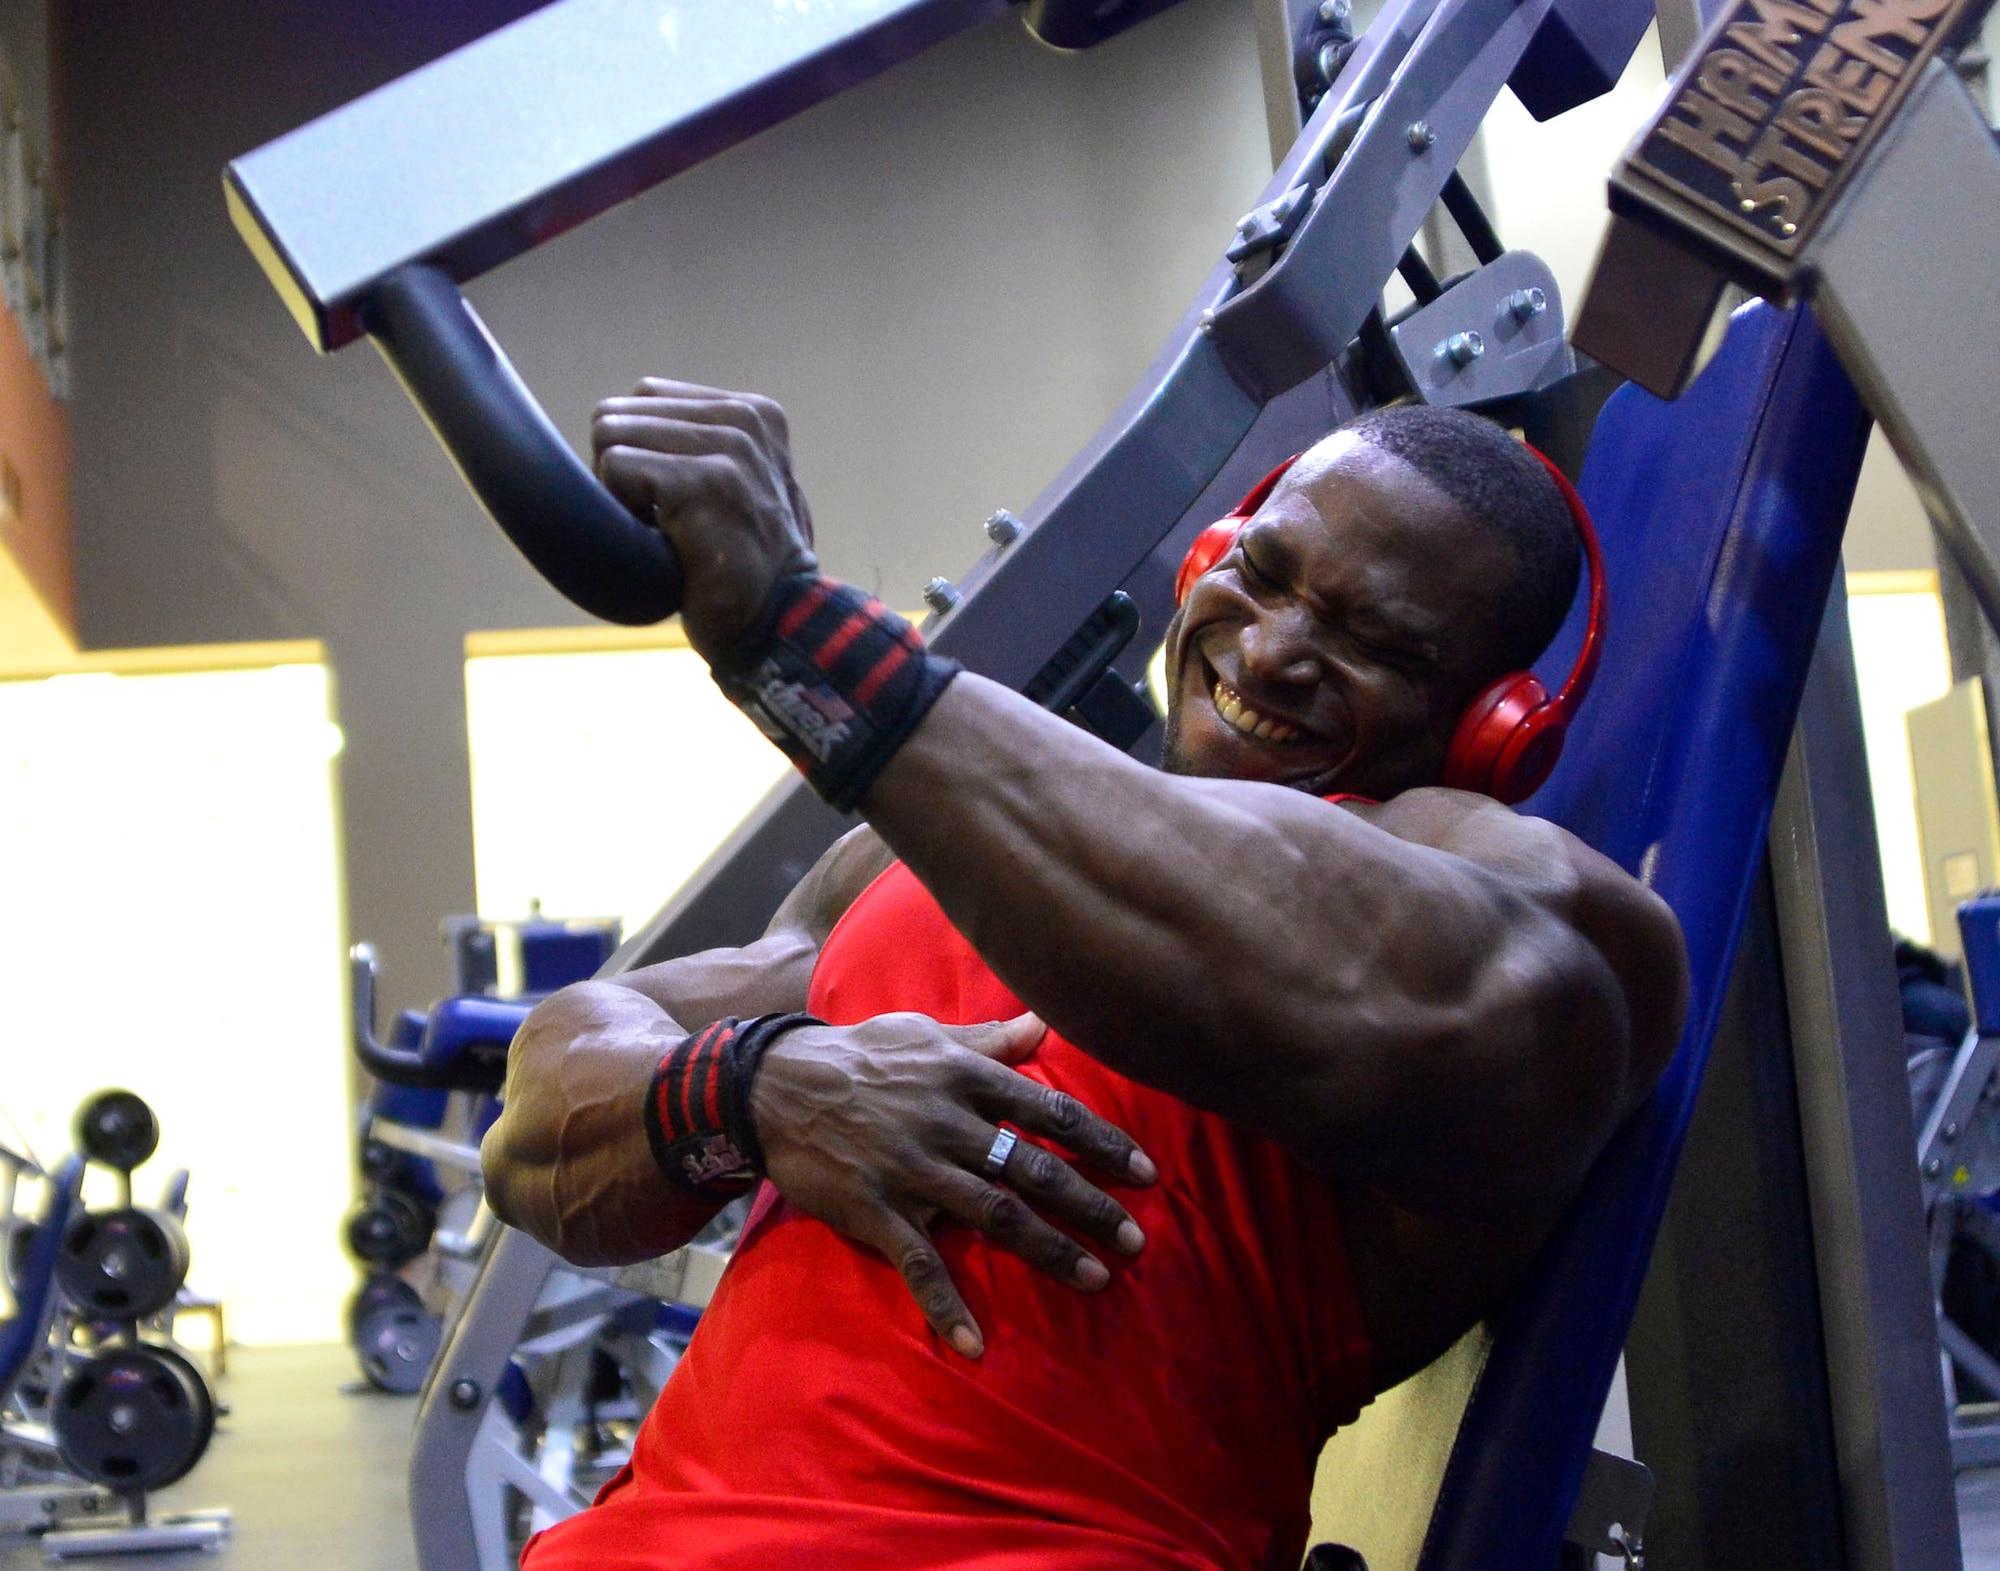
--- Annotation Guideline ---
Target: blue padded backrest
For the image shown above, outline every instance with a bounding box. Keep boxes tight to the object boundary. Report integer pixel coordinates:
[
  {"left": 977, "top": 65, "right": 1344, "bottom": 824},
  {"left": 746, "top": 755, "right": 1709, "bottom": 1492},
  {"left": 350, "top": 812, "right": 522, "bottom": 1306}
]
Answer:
[
  {"left": 1416, "top": 302, "right": 1871, "bottom": 1571},
  {"left": 0, "top": 1155, "right": 83, "bottom": 1395}
]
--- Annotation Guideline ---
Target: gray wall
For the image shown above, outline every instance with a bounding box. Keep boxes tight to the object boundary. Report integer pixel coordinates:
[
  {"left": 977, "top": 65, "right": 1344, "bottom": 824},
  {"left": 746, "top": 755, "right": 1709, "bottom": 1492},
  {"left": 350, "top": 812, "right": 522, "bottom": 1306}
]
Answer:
[{"left": 54, "top": 0, "right": 1271, "bottom": 1008}]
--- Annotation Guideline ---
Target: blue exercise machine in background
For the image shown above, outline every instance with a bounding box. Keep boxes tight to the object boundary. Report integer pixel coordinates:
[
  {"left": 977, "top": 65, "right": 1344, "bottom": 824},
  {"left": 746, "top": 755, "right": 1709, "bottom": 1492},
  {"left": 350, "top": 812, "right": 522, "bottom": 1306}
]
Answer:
[
  {"left": 345, "top": 911, "right": 620, "bottom": 1394},
  {"left": 349, "top": 909, "right": 749, "bottom": 1560},
  {"left": 1915, "top": 900, "right": 2000, "bottom": 1472}
]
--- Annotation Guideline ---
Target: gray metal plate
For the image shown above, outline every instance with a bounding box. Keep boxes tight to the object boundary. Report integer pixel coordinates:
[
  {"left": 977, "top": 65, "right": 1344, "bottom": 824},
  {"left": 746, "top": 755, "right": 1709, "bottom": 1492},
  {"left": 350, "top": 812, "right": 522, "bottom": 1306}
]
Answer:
[{"left": 227, "top": 0, "right": 1005, "bottom": 350}]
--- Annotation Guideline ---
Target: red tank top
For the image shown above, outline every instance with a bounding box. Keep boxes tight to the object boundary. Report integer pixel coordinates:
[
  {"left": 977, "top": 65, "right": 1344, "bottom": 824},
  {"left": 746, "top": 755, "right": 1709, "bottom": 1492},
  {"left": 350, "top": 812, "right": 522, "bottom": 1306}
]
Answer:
[{"left": 524, "top": 864, "right": 1373, "bottom": 1571}]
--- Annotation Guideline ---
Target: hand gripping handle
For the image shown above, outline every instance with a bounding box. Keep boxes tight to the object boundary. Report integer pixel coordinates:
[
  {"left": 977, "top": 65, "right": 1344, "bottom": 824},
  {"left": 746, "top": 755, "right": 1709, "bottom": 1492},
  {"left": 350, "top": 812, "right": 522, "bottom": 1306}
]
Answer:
[{"left": 362, "top": 263, "right": 683, "bottom": 626}]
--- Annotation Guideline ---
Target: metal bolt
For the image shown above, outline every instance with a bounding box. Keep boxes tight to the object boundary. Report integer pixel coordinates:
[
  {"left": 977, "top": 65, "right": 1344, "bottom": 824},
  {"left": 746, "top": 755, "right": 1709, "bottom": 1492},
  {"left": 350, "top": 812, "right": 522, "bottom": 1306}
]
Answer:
[
  {"left": 1317, "top": 0, "right": 1349, "bottom": 24},
  {"left": 985, "top": 510, "right": 1022, "bottom": 547},
  {"left": 1944, "top": 1120, "right": 1962, "bottom": 1142},
  {"left": 449, "top": 1377, "right": 482, "bottom": 1411},
  {"left": 1316, "top": 39, "right": 1348, "bottom": 87},
  {"left": 101, "top": 1248, "right": 129, "bottom": 1279},
  {"left": 1504, "top": 286, "right": 1547, "bottom": 323},
  {"left": 922, "top": 577, "right": 961, "bottom": 614},
  {"left": 1926, "top": 1155, "right": 1944, "bottom": 1178},
  {"left": 1406, "top": 120, "right": 1436, "bottom": 152},
  {"left": 108, "top": 1404, "right": 135, "bottom": 1436},
  {"left": 1198, "top": 308, "right": 1217, "bottom": 335},
  {"left": 1439, "top": 330, "right": 1484, "bottom": 369}
]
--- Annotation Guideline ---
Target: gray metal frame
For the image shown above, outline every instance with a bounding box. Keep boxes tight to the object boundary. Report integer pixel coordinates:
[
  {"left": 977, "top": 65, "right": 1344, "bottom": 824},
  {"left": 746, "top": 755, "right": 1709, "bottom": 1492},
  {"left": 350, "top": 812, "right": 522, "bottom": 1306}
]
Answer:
[
  {"left": 1808, "top": 59, "right": 2000, "bottom": 654},
  {"left": 226, "top": 0, "right": 1011, "bottom": 352},
  {"left": 1766, "top": 592, "right": 1962, "bottom": 1571}
]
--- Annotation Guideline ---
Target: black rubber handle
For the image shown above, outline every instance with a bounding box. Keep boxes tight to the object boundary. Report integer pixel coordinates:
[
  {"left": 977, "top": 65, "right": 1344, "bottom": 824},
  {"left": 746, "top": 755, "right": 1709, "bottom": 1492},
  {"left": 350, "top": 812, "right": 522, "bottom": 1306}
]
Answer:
[
  {"left": 350, "top": 943, "right": 432, "bottom": 1085},
  {"left": 362, "top": 263, "right": 682, "bottom": 625}
]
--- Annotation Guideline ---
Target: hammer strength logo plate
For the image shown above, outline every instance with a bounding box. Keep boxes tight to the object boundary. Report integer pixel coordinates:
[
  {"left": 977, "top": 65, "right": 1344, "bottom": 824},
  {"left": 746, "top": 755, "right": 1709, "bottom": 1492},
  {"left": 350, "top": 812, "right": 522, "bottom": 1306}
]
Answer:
[{"left": 1612, "top": 0, "right": 1981, "bottom": 289}]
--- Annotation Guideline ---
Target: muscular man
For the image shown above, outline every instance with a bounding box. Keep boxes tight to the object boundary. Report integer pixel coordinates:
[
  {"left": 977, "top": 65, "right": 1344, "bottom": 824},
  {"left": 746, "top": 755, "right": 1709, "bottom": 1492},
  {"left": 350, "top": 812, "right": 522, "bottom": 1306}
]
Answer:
[{"left": 484, "top": 392, "right": 1687, "bottom": 1571}]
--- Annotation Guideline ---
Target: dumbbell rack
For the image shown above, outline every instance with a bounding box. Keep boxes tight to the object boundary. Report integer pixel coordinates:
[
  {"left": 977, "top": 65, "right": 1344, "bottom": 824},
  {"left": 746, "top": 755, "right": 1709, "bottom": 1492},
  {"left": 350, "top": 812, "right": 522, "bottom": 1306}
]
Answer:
[{"left": 32, "top": 1091, "right": 232, "bottom": 1561}]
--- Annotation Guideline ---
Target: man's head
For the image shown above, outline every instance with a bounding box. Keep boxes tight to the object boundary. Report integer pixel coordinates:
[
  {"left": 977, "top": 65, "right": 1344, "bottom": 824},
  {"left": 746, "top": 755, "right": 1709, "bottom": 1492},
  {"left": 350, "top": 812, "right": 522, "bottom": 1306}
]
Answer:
[{"left": 1161, "top": 406, "right": 1581, "bottom": 800}]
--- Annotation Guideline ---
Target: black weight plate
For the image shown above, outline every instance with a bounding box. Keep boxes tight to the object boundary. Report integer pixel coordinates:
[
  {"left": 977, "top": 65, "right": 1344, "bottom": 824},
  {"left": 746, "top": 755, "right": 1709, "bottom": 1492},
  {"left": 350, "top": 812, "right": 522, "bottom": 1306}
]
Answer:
[
  {"left": 354, "top": 1304, "right": 442, "bottom": 1394},
  {"left": 73, "top": 1090, "right": 159, "bottom": 1172},
  {"left": 345, "top": 1273, "right": 422, "bottom": 1341},
  {"left": 56, "top": 1208, "right": 190, "bottom": 1320},
  {"left": 141, "top": 1340, "right": 217, "bottom": 1461},
  {"left": 342, "top": 1189, "right": 434, "bottom": 1269},
  {"left": 358, "top": 1136, "right": 398, "bottom": 1181},
  {"left": 53, "top": 1346, "right": 209, "bottom": 1490}
]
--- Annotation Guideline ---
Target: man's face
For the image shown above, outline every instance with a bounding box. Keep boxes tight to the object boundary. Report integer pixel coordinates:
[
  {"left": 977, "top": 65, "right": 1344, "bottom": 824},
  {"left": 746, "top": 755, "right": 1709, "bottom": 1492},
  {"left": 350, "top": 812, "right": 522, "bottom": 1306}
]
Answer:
[{"left": 1161, "top": 433, "right": 1520, "bottom": 800}]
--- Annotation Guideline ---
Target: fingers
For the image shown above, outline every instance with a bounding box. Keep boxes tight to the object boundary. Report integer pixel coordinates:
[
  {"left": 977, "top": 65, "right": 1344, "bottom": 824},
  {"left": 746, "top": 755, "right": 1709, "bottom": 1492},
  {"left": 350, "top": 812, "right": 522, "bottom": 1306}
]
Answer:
[
  {"left": 594, "top": 412, "right": 761, "bottom": 475},
  {"left": 931, "top": 1163, "right": 1115, "bottom": 1294},
  {"left": 947, "top": 1013, "right": 1046, "bottom": 1066},
  {"left": 988, "top": 1124, "right": 1145, "bottom": 1260},
  {"left": 862, "top": 1212, "right": 984, "bottom": 1359},
  {"left": 960, "top": 1056, "right": 1156, "bottom": 1186},
  {"left": 628, "top": 377, "right": 791, "bottom": 439},
  {"left": 590, "top": 384, "right": 812, "bottom": 550},
  {"left": 597, "top": 385, "right": 790, "bottom": 459},
  {"left": 594, "top": 441, "right": 744, "bottom": 528}
]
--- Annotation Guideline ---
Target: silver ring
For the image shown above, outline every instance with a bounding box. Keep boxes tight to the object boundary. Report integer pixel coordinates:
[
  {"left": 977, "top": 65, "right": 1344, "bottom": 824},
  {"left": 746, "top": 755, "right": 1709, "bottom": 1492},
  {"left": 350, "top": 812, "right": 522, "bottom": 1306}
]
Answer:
[{"left": 983, "top": 1127, "right": 1018, "bottom": 1181}]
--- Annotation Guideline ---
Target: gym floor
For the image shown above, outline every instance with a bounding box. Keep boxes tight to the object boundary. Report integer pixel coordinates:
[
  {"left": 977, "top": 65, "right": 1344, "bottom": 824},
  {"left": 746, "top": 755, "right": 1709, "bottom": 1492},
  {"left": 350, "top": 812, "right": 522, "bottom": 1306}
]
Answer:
[{"left": 6, "top": 1345, "right": 2000, "bottom": 1570}]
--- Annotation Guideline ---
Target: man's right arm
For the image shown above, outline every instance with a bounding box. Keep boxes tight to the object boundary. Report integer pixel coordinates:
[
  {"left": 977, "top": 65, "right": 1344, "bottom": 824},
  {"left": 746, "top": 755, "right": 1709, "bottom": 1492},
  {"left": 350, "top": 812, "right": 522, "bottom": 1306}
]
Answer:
[{"left": 481, "top": 827, "right": 891, "bottom": 1265}]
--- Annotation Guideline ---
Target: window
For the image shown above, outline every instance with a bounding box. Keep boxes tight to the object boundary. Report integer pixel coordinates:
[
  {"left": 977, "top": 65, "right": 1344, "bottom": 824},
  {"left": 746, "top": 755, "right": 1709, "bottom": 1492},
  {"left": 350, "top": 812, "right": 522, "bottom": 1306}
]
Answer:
[
  {"left": 464, "top": 630, "right": 790, "bottom": 937},
  {"left": 0, "top": 653, "right": 349, "bottom": 1343}
]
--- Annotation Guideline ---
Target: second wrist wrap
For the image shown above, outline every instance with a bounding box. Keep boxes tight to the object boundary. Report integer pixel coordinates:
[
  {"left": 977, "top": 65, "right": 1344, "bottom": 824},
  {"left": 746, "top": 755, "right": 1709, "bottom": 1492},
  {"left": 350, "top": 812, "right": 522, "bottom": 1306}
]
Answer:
[
  {"left": 643, "top": 1012, "right": 821, "bottom": 1196},
  {"left": 711, "top": 574, "right": 960, "bottom": 811}
]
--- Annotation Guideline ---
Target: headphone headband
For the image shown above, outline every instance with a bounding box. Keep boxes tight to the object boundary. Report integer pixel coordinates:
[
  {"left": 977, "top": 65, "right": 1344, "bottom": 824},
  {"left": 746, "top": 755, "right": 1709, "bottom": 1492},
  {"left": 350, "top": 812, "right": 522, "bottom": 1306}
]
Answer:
[{"left": 1518, "top": 443, "right": 1605, "bottom": 719}]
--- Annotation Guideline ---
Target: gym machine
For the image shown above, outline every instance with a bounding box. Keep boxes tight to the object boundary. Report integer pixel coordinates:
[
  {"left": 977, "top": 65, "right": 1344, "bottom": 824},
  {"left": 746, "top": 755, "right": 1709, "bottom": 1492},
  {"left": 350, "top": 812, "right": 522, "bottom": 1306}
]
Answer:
[
  {"left": 347, "top": 913, "right": 745, "bottom": 1552},
  {"left": 225, "top": 0, "right": 1989, "bottom": 1565},
  {"left": 1917, "top": 909, "right": 2000, "bottom": 1463},
  {"left": 0, "top": 1147, "right": 106, "bottom": 1545},
  {"left": 345, "top": 912, "right": 621, "bottom": 1394},
  {"left": 1, "top": 1091, "right": 231, "bottom": 1559},
  {"left": 1908, "top": 902, "right": 2000, "bottom": 1470},
  {"left": 353, "top": 921, "right": 739, "bottom": 1556}
]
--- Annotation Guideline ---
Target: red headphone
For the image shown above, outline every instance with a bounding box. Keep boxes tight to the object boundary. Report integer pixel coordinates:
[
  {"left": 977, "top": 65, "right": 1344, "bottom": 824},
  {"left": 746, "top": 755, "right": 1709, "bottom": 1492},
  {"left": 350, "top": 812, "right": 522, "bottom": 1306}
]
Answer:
[{"left": 1173, "top": 442, "right": 1606, "bottom": 806}]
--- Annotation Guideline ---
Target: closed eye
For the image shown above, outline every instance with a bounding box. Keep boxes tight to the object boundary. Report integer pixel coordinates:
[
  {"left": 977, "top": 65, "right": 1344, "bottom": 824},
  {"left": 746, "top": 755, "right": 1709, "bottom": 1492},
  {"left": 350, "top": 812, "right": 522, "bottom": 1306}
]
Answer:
[
  {"left": 1238, "top": 540, "right": 1284, "bottom": 592},
  {"left": 1357, "top": 635, "right": 1439, "bottom": 674}
]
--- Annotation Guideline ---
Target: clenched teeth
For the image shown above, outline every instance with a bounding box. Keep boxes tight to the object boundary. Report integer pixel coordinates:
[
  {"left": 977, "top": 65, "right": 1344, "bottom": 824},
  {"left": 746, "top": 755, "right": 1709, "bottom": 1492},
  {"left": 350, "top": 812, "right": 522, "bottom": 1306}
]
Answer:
[{"left": 1212, "top": 679, "right": 1302, "bottom": 744}]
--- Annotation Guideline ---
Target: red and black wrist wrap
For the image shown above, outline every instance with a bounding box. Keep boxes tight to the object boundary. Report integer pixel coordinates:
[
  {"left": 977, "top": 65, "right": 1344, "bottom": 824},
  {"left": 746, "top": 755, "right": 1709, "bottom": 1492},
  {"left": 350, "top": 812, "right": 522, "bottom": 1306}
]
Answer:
[
  {"left": 711, "top": 573, "right": 960, "bottom": 812},
  {"left": 642, "top": 1012, "right": 821, "bottom": 1197}
]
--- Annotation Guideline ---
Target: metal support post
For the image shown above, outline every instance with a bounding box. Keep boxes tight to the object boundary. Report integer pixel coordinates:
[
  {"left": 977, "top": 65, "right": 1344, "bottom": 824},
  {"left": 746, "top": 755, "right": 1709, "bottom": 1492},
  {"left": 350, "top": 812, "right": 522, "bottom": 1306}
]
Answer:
[{"left": 1765, "top": 585, "right": 1961, "bottom": 1571}]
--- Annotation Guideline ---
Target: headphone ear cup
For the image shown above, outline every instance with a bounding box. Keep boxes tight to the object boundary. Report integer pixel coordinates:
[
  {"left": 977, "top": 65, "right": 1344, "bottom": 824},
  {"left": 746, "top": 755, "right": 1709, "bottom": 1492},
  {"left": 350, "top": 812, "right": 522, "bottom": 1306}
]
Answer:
[
  {"left": 1442, "top": 672, "right": 1559, "bottom": 804},
  {"left": 1176, "top": 520, "right": 1245, "bottom": 606},
  {"left": 1489, "top": 703, "right": 1570, "bottom": 805}
]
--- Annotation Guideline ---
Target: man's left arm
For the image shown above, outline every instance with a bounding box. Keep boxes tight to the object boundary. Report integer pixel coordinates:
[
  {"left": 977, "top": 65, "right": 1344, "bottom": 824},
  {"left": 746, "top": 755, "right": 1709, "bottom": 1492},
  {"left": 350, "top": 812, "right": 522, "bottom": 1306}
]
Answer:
[
  {"left": 593, "top": 383, "right": 1687, "bottom": 1220},
  {"left": 863, "top": 683, "right": 1685, "bottom": 1217}
]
